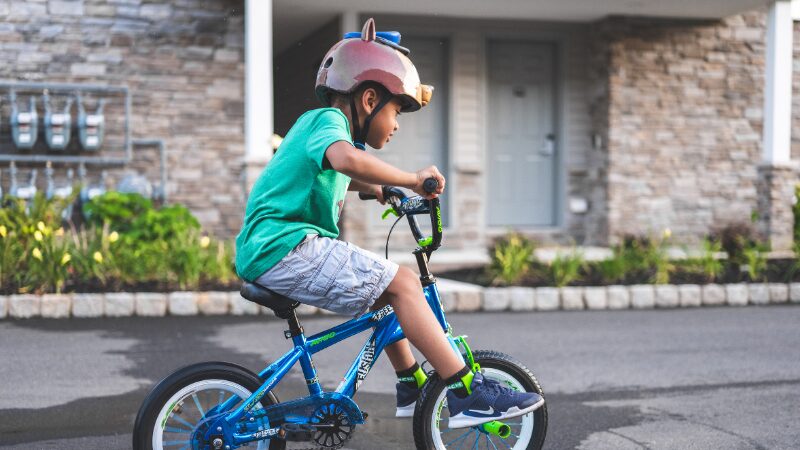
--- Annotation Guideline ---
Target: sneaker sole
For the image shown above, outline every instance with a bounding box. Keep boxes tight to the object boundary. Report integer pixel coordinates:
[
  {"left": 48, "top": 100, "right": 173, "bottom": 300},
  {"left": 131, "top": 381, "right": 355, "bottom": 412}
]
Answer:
[
  {"left": 447, "top": 397, "right": 545, "bottom": 429},
  {"left": 395, "top": 403, "right": 415, "bottom": 418}
]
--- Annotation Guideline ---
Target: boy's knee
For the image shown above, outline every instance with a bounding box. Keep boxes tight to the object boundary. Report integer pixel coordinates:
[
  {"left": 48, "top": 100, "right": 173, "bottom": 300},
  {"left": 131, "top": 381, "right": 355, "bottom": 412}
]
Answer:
[{"left": 386, "top": 266, "right": 421, "bottom": 300}]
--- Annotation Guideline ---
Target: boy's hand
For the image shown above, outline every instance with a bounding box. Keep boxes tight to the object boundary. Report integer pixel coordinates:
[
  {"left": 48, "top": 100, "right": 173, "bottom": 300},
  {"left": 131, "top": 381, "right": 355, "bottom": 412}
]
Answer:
[
  {"left": 413, "top": 166, "right": 445, "bottom": 199},
  {"left": 374, "top": 184, "right": 386, "bottom": 205}
]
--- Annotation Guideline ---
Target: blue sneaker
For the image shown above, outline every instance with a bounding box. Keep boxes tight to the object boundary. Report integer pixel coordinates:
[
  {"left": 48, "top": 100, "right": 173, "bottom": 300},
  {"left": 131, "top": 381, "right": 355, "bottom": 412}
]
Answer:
[
  {"left": 395, "top": 382, "right": 420, "bottom": 417},
  {"left": 446, "top": 372, "right": 544, "bottom": 428}
]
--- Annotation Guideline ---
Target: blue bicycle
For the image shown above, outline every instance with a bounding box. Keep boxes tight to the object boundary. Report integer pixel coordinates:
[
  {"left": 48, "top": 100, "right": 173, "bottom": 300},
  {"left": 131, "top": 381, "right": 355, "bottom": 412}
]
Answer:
[{"left": 133, "top": 183, "right": 548, "bottom": 450}]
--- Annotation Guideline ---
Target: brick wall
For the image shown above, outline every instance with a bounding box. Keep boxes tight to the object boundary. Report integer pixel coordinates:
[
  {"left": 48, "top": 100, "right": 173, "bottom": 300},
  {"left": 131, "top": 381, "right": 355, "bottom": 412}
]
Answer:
[{"left": 0, "top": 0, "right": 246, "bottom": 237}]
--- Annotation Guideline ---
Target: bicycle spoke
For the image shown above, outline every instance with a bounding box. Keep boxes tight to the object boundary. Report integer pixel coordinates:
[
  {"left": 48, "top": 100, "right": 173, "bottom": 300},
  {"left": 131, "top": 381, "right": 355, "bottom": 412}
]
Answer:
[
  {"left": 487, "top": 433, "right": 500, "bottom": 450},
  {"left": 470, "top": 429, "right": 480, "bottom": 449},
  {"left": 445, "top": 429, "right": 473, "bottom": 447},
  {"left": 164, "top": 425, "right": 192, "bottom": 434},
  {"left": 170, "top": 413, "right": 196, "bottom": 430},
  {"left": 162, "top": 440, "right": 191, "bottom": 447},
  {"left": 192, "top": 393, "right": 206, "bottom": 417}
]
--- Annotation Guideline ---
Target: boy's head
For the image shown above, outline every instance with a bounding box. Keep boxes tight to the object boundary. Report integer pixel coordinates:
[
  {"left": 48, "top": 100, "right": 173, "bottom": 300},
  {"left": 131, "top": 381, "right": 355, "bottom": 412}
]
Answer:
[
  {"left": 315, "top": 18, "right": 434, "bottom": 149},
  {"left": 329, "top": 82, "right": 404, "bottom": 149}
]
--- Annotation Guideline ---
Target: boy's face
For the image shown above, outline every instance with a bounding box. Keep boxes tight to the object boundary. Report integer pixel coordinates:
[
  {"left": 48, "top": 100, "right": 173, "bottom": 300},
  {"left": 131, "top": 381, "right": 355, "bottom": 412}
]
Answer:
[{"left": 364, "top": 96, "right": 403, "bottom": 150}]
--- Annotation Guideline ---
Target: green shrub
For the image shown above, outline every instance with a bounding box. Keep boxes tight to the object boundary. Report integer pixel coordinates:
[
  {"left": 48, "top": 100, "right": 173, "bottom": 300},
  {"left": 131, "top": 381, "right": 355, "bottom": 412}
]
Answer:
[
  {"left": 605, "top": 234, "right": 673, "bottom": 284},
  {"left": 742, "top": 244, "right": 768, "bottom": 282},
  {"left": 488, "top": 232, "right": 535, "bottom": 285},
  {"left": 680, "top": 239, "right": 724, "bottom": 283},
  {"left": 712, "top": 222, "right": 758, "bottom": 266},
  {"left": 0, "top": 192, "right": 236, "bottom": 293},
  {"left": 83, "top": 191, "right": 153, "bottom": 232},
  {"left": 202, "top": 239, "right": 237, "bottom": 286},
  {"left": 549, "top": 250, "right": 584, "bottom": 287},
  {"left": 0, "top": 194, "right": 76, "bottom": 294},
  {"left": 794, "top": 184, "right": 800, "bottom": 244}
]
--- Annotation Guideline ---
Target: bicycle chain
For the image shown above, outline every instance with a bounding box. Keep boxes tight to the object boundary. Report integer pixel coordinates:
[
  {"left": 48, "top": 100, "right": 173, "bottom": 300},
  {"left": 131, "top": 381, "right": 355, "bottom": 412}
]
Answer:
[
  {"left": 284, "top": 435, "right": 353, "bottom": 450},
  {"left": 287, "top": 419, "right": 356, "bottom": 450}
]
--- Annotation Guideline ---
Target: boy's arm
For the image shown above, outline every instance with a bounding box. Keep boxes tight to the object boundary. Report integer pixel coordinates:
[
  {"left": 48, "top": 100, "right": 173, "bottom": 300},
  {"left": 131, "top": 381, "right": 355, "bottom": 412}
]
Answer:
[
  {"left": 347, "top": 179, "right": 379, "bottom": 194},
  {"left": 348, "top": 180, "right": 385, "bottom": 204},
  {"left": 326, "top": 141, "right": 445, "bottom": 198}
]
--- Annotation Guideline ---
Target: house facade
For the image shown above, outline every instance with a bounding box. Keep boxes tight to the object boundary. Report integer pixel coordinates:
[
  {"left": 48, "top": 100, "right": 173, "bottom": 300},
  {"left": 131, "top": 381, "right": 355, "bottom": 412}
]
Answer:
[{"left": 0, "top": 0, "right": 797, "bottom": 264}]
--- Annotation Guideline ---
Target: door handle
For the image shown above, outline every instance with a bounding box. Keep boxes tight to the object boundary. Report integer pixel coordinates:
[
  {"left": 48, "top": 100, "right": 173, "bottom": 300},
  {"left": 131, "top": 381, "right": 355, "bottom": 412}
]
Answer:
[{"left": 540, "top": 133, "right": 555, "bottom": 156}]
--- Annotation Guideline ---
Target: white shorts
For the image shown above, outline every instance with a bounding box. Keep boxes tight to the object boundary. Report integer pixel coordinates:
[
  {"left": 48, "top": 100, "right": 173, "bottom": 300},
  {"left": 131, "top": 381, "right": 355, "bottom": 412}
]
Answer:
[{"left": 254, "top": 235, "right": 399, "bottom": 317}]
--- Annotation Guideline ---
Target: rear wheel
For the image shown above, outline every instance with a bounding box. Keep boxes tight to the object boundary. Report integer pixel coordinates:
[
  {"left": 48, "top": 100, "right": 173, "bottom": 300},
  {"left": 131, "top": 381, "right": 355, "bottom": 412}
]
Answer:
[
  {"left": 413, "top": 350, "right": 548, "bottom": 449},
  {"left": 132, "top": 361, "right": 285, "bottom": 450}
]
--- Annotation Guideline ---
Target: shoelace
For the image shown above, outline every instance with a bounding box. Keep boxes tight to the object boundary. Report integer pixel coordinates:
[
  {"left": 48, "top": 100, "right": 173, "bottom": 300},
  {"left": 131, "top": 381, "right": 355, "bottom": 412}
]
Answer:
[{"left": 480, "top": 377, "right": 516, "bottom": 397}]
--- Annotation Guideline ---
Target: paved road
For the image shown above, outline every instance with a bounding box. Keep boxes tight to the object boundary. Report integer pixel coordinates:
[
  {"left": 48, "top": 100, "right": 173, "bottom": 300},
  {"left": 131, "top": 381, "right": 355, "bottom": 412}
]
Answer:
[{"left": 1, "top": 306, "right": 799, "bottom": 449}]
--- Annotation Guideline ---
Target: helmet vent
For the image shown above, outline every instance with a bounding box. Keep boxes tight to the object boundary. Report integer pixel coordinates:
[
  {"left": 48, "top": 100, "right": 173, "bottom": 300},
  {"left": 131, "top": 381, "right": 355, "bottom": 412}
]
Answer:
[{"left": 323, "top": 57, "right": 333, "bottom": 68}]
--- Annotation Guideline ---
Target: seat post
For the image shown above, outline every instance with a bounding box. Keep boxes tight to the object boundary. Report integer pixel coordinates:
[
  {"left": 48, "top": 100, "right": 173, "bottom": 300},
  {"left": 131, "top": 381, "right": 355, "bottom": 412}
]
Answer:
[{"left": 284, "top": 309, "right": 304, "bottom": 339}]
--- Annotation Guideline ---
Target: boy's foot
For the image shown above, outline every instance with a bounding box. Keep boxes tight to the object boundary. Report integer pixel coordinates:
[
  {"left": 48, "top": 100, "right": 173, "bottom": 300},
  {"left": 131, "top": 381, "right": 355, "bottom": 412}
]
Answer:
[
  {"left": 395, "top": 382, "right": 420, "bottom": 417},
  {"left": 446, "top": 372, "right": 544, "bottom": 429}
]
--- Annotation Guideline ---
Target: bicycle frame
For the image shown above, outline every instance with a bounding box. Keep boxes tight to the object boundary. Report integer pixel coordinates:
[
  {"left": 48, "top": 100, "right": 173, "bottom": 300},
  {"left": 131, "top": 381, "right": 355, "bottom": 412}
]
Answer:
[
  {"left": 208, "top": 277, "right": 466, "bottom": 447},
  {"left": 205, "top": 192, "right": 454, "bottom": 446}
]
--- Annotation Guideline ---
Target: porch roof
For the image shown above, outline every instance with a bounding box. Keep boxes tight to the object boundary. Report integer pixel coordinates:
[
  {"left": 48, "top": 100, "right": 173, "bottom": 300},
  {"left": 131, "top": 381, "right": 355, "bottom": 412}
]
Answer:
[{"left": 274, "top": 0, "right": 766, "bottom": 52}]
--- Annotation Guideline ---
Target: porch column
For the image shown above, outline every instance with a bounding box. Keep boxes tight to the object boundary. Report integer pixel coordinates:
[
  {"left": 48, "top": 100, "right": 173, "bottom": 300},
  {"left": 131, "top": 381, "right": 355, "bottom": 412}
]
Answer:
[
  {"left": 243, "top": 0, "right": 274, "bottom": 197},
  {"left": 763, "top": 0, "right": 792, "bottom": 165},
  {"left": 340, "top": 10, "right": 359, "bottom": 36},
  {"left": 757, "top": 0, "right": 797, "bottom": 252}
]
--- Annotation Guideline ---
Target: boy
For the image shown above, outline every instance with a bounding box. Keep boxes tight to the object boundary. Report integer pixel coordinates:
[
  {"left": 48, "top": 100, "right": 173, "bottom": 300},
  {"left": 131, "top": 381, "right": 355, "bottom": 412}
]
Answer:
[{"left": 236, "top": 18, "right": 543, "bottom": 428}]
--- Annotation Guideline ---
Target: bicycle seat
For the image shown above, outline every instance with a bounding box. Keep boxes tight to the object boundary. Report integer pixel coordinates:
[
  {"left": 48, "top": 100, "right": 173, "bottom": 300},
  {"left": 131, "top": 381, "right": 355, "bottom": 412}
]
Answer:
[{"left": 240, "top": 282, "right": 300, "bottom": 319}]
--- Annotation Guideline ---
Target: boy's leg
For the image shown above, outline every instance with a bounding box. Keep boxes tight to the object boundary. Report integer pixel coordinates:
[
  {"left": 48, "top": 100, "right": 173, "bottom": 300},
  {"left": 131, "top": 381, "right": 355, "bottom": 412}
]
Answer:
[
  {"left": 372, "top": 272, "right": 456, "bottom": 418},
  {"left": 378, "top": 266, "right": 464, "bottom": 378},
  {"left": 379, "top": 267, "right": 544, "bottom": 427},
  {"left": 370, "top": 298, "right": 416, "bottom": 372}
]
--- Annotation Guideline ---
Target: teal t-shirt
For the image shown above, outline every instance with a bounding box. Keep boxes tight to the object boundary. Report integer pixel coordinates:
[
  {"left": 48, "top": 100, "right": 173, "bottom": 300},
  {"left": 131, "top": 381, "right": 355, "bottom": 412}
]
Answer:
[{"left": 235, "top": 108, "right": 352, "bottom": 282}]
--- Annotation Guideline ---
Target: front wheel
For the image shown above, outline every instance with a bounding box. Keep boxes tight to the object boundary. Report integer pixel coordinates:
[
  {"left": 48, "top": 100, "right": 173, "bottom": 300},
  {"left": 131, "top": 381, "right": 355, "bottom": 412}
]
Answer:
[
  {"left": 413, "top": 350, "right": 548, "bottom": 450},
  {"left": 132, "top": 361, "right": 285, "bottom": 450}
]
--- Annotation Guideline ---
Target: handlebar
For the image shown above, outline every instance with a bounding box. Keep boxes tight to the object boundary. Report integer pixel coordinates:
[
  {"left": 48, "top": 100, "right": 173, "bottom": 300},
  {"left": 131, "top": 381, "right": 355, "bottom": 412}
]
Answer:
[{"left": 358, "top": 178, "right": 443, "bottom": 254}]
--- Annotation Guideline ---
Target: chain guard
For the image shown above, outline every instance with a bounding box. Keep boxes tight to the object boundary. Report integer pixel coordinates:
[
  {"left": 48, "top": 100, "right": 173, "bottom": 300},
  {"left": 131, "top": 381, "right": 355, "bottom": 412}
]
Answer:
[
  {"left": 308, "top": 402, "right": 356, "bottom": 449},
  {"left": 243, "top": 392, "right": 364, "bottom": 450}
]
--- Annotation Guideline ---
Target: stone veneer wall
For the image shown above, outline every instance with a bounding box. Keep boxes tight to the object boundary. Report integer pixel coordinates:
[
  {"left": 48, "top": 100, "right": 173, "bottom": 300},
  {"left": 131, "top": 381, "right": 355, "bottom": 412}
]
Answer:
[
  {"left": 596, "top": 11, "right": 800, "bottom": 246},
  {"left": 0, "top": 0, "right": 246, "bottom": 238},
  {"left": 596, "top": 12, "right": 771, "bottom": 243}
]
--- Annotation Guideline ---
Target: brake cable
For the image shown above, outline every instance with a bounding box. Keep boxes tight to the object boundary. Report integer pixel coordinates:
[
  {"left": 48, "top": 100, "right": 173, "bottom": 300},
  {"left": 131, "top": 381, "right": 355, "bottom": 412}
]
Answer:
[{"left": 385, "top": 213, "right": 404, "bottom": 259}]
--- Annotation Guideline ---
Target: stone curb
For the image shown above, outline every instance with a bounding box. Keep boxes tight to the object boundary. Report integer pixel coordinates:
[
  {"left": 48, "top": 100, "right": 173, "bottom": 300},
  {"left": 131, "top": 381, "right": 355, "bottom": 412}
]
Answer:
[{"left": 1, "top": 282, "right": 798, "bottom": 319}]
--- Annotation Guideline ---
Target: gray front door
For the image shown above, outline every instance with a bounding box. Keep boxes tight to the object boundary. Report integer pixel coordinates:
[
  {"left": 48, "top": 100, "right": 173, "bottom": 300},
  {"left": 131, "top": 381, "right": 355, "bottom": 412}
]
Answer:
[{"left": 487, "top": 41, "right": 557, "bottom": 227}]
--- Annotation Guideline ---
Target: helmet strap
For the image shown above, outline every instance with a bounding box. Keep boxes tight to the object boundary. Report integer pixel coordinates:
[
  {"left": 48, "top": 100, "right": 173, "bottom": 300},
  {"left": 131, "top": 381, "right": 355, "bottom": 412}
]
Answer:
[
  {"left": 349, "top": 95, "right": 365, "bottom": 150},
  {"left": 350, "top": 90, "right": 393, "bottom": 150}
]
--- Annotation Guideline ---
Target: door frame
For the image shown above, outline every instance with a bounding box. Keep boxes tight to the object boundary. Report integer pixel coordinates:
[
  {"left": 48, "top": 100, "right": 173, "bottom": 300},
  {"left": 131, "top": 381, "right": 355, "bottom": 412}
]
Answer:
[{"left": 483, "top": 36, "right": 566, "bottom": 235}]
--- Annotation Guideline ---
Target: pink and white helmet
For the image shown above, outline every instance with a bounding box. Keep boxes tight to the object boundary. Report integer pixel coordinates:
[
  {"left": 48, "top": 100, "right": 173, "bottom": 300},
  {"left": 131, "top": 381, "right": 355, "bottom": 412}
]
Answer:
[{"left": 315, "top": 18, "right": 433, "bottom": 113}]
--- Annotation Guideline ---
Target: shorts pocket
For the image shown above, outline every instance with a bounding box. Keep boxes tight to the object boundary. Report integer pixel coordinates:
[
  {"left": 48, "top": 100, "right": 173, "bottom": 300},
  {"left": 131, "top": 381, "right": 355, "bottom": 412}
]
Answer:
[{"left": 307, "top": 242, "right": 350, "bottom": 297}]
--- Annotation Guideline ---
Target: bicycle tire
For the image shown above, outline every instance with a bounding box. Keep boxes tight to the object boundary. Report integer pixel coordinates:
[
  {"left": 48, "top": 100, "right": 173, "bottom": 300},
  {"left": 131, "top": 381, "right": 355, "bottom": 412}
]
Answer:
[
  {"left": 412, "top": 350, "right": 548, "bottom": 450},
  {"left": 133, "top": 361, "right": 285, "bottom": 450}
]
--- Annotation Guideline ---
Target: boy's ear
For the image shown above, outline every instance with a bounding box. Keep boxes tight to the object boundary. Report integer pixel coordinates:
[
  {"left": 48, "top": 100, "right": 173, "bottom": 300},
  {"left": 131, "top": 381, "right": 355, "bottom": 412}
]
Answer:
[{"left": 360, "top": 88, "right": 378, "bottom": 113}]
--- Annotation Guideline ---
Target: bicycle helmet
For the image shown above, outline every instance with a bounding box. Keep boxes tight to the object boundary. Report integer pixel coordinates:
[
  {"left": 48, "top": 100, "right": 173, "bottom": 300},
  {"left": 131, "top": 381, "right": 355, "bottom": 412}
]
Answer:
[{"left": 315, "top": 18, "right": 433, "bottom": 149}]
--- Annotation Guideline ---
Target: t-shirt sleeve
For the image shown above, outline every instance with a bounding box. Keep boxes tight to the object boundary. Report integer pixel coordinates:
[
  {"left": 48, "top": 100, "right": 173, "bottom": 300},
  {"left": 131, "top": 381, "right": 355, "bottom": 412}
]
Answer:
[{"left": 307, "top": 110, "right": 352, "bottom": 170}]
